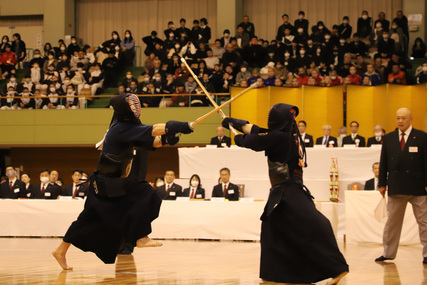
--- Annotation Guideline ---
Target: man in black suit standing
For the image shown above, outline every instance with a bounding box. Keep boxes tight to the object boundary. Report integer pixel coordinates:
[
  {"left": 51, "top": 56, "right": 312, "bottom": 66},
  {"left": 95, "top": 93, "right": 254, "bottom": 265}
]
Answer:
[
  {"left": 30, "top": 169, "right": 62, "bottom": 199},
  {"left": 315, "top": 125, "right": 338, "bottom": 147},
  {"left": 375, "top": 108, "right": 427, "bottom": 264},
  {"left": 210, "top": 126, "right": 231, "bottom": 147},
  {"left": 211, "top": 167, "right": 239, "bottom": 201},
  {"left": 364, "top": 162, "right": 380, "bottom": 190},
  {"left": 0, "top": 165, "right": 26, "bottom": 198},
  {"left": 343, "top": 121, "right": 366, "bottom": 147},
  {"left": 297, "top": 120, "right": 314, "bottom": 147},
  {"left": 156, "top": 170, "right": 182, "bottom": 200},
  {"left": 62, "top": 169, "right": 88, "bottom": 199},
  {"left": 367, "top": 124, "right": 384, "bottom": 147}
]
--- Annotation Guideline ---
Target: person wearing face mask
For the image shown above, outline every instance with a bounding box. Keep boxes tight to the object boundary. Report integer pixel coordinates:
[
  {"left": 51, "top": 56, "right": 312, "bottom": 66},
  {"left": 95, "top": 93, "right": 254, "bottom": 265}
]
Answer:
[
  {"left": 237, "top": 15, "right": 255, "bottom": 38},
  {"left": 13, "top": 87, "right": 35, "bottom": 109},
  {"left": 29, "top": 49, "right": 45, "bottom": 69},
  {"left": 0, "top": 165, "right": 26, "bottom": 199},
  {"left": 17, "top": 75, "right": 35, "bottom": 93},
  {"left": 142, "top": 31, "right": 164, "bottom": 57},
  {"left": 337, "top": 16, "right": 352, "bottom": 40},
  {"left": 42, "top": 51, "right": 58, "bottom": 73},
  {"left": 367, "top": 124, "right": 385, "bottom": 147},
  {"left": 183, "top": 174, "right": 205, "bottom": 199},
  {"left": 235, "top": 65, "right": 251, "bottom": 86},
  {"left": 84, "top": 63, "right": 104, "bottom": 97},
  {"left": 294, "top": 11, "right": 309, "bottom": 36},
  {"left": 295, "top": 48, "right": 309, "bottom": 68},
  {"left": 163, "top": 21, "right": 176, "bottom": 40},
  {"left": 316, "top": 21, "right": 330, "bottom": 37},
  {"left": 199, "top": 18, "right": 211, "bottom": 43},
  {"left": 411, "top": 38, "right": 427, "bottom": 59},
  {"left": 121, "top": 70, "right": 137, "bottom": 89},
  {"left": 416, "top": 63, "right": 427, "bottom": 84},
  {"left": 0, "top": 35, "right": 9, "bottom": 53},
  {"left": 5, "top": 75, "right": 18, "bottom": 93},
  {"left": 63, "top": 85, "right": 78, "bottom": 109},
  {"left": 11, "top": 33, "right": 26, "bottom": 67},
  {"left": 30, "top": 169, "right": 62, "bottom": 199},
  {"left": 101, "top": 50, "right": 120, "bottom": 88},
  {"left": 120, "top": 30, "right": 136, "bottom": 67},
  {"left": 374, "top": 12, "right": 390, "bottom": 33},
  {"left": 276, "top": 14, "right": 295, "bottom": 42},
  {"left": 164, "top": 30, "right": 177, "bottom": 51},
  {"left": 389, "top": 20, "right": 406, "bottom": 55},
  {"left": 67, "top": 36, "right": 80, "bottom": 58},
  {"left": 127, "top": 80, "right": 138, "bottom": 94},
  {"left": 220, "top": 29, "right": 234, "bottom": 48},
  {"left": 0, "top": 44, "right": 17, "bottom": 78},
  {"left": 70, "top": 50, "right": 89, "bottom": 71},
  {"left": 378, "top": 31, "right": 395, "bottom": 59},
  {"left": 175, "top": 18, "right": 191, "bottom": 39},
  {"left": 1, "top": 86, "right": 16, "bottom": 110},
  {"left": 357, "top": 10, "right": 373, "bottom": 38},
  {"left": 43, "top": 83, "right": 64, "bottom": 109}
]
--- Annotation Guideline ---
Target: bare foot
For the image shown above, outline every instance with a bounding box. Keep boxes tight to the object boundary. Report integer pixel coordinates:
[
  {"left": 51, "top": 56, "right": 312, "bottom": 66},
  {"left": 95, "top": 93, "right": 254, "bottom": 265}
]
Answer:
[
  {"left": 52, "top": 250, "right": 73, "bottom": 270},
  {"left": 327, "top": 271, "right": 348, "bottom": 285},
  {"left": 136, "top": 236, "right": 163, "bottom": 248}
]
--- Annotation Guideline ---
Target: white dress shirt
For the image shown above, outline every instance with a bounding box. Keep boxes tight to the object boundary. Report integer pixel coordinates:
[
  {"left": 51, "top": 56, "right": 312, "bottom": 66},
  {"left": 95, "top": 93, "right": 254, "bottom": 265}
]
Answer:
[{"left": 398, "top": 125, "right": 412, "bottom": 143}]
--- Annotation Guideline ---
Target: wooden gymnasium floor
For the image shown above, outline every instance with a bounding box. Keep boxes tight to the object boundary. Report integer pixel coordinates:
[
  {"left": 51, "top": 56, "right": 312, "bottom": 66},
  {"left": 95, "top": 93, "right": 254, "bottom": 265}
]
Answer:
[{"left": 0, "top": 238, "right": 425, "bottom": 284}]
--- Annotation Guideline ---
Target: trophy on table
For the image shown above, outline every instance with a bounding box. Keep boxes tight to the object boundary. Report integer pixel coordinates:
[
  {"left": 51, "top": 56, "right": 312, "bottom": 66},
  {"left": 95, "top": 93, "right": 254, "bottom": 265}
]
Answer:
[{"left": 329, "top": 157, "right": 339, "bottom": 202}]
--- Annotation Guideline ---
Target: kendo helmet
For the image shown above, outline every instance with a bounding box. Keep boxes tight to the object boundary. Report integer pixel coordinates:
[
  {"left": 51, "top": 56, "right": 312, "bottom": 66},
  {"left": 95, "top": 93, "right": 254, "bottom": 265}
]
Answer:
[
  {"left": 267, "top": 103, "right": 299, "bottom": 131},
  {"left": 110, "top": 93, "right": 141, "bottom": 122}
]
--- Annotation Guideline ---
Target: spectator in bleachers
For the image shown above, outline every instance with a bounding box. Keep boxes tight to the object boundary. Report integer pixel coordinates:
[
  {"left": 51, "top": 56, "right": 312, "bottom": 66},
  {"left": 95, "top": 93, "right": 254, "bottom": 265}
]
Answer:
[
  {"left": 416, "top": 62, "right": 427, "bottom": 84},
  {"left": 14, "top": 87, "right": 35, "bottom": 109},
  {"left": 329, "top": 70, "right": 343, "bottom": 86},
  {"left": 354, "top": 55, "right": 367, "bottom": 76},
  {"left": 180, "top": 41, "right": 197, "bottom": 64},
  {"left": 236, "top": 26, "right": 250, "bottom": 50},
  {"left": 388, "top": 63, "right": 406, "bottom": 84},
  {"left": 220, "top": 72, "right": 233, "bottom": 92},
  {"left": 0, "top": 44, "right": 17, "bottom": 78},
  {"left": 120, "top": 30, "right": 135, "bottom": 67},
  {"left": 164, "top": 73, "right": 176, "bottom": 94},
  {"left": 361, "top": 76, "right": 371, "bottom": 86},
  {"left": 184, "top": 76, "right": 197, "bottom": 93},
  {"left": 411, "top": 38, "right": 426, "bottom": 59},
  {"left": 316, "top": 21, "right": 330, "bottom": 38},
  {"left": 85, "top": 63, "right": 104, "bottom": 96},
  {"left": 29, "top": 49, "right": 44, "bottom": 69},
  {"left": 175, "top": 18, "right": 191, "bottom": 38},
  {"left": 369, "top": 21, "right": 383, "bottom": 48},
  {"left": 337, "top": 38, "right": 349, "bottom": 63},
  {"left": 1, "top": 86, "right": 15, "bottom": 109},
  {"left": 348, "top": 34, "right": 367, "bottom": 58},
  {"left": 343, "top": 121, "right": 366, "bottom": 147},
  {"left": 393, "top": 10, "right": 409, "bottom": 46},
  {"left": 390, "top": 20, "right": 406, "bottom": 56},
  {"left": 212, "top": 39, "right": 225, "bottom": 58},
  {"left": 289, "top": 77, "right": 300, "bottom": 87},
  {"left": 203, "top": 49, "right": 219, "bottom": 69},
  {"left": 200, "top": 18, "right": 211, "bottom": 43},
  {"left": 201, "top": 73, "right": 216, "bottom": 93},
  {"left": 338, "top": 16, "right": 352, "bottom": 40},
  {"left": 263, "top": 67, "right": 276, "bottom": 86},
  {"left": 57, "top": 53, "right": 70, "bottom": 71},
  {"left": 34, "top": 88, "right": 46, "bottom": 109},
  {"left": 190, "top": 19, "right": 202, "bottom": 47},
  {"left": 43, "top": 51, "right": 57, "bottom": 73},
  {"left": 166, "top": 54, "right": 180, "bottom": 75},
  {"left": 387, "top": 53, "right": 412, "bottom": 76},
  {"left": 375, "top": 12, "right": 390, "bottom": 32},
  {"left": 357, "top": 10, "right": 373, "bottom": 38},
  {"left": 70, "top": 50, "right": 89, "bottom": 71},
  {"left": 377, "top": 30, "right": 395, "bottom": 59},
  {"left": 11, "top": 33, "right": 26, "bottom": 67},
  {"left": 5, "top": 75, "right": 18, "bottom": 92},
  {"left": 295, "top": 47, "right": 310, "bottom": 68},
  {"left": 363, "top": 64, "right": 381, "bottom": 86},
  {"left": 122, "top": 70, "right": 137, "bottom": 89},
  {"left": 18, "top": 75, "right": 35, "bottom": 93},
  {"left": 222, "top": 43, "right": 242, "bottom": 69},
  {"left": 42, "top": 43, "right": 54, "bottom": 60},
  {"left": 277, "top": 14, "right": 294, "bottom": 42},
  {"left": 45, "top": 83, "right": 64, "bottom": 109},
  {"left": 64, "top": 84, "right": 79, "bottom": 109},
  {"left": 101, "top": 50, "right": 120, "bottom": 88},
  {"left": 142, "top": 81, "right": 162, "bottom": 108},
  {"left": 318, "top": 61, "right": 330, "bottom": 77},
  {"left": 70, "top": 62, "right": 86, "bottom": 93},
  {"left": 164, "top": 21, "right": 176, "bottom": 39},
  {"left": 296, "top": 67, "right": 309, "bottom": 85},
  {"left": 142, "top": 31, "right": 163, "bottom": 57},
  {"left": 0, "top": 35, "right": 9, "bottom": 53},
  {"left": 164, "top": 31, "right": 177, "bottom": 51},
  {"left": 56, "top": 42, "right": 68, "bottom": 59},
  {"left": 294, "top": 11, "right": 309, "bottom": 36},
  {"left": 220, "top": 29, "right": 234, "bottom": 47},
  {"left": 238, "top": 15, "right": 255, "bottom": 38},
  {"left": 126, "top": 80, "right": 138, "bottom": 94},
  {"left": 59, "top": 65, "right": 73, "bottom": 83},
  {"left": 293, "top": 26, "right": 308, "bottom": 46},
  {"left": 171, "top": 84, "right": 189, "bottom": 106},
  {"left": 67, "top": 36, "right": 80, "bottom": 57},
  {"left": 195, "top": 42, "right": 209, "bottom": 60},
  {"left": 336, "top": 53, "right": 353, "bottom": 78},
  {"left": 309, "top": 69, "right": 323, "bottom": 86},
  {"left": 235, "top": 65, "right": 251, "bottom": 86}
]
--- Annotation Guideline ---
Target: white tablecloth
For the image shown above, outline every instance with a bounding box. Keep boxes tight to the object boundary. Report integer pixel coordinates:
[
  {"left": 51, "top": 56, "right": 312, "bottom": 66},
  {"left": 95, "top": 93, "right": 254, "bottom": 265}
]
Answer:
[
  {"left": 0, "top": 200, "right": 343, "bottom": 240},
  {"left": 178, "top": 147, "right": 381, "bottom": 201},
  {"left": 345, "top": 191, "right": 420, "bottom": 245}
]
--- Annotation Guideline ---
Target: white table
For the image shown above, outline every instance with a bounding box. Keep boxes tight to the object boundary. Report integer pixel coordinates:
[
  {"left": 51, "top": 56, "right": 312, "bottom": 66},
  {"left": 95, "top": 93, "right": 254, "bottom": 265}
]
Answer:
[
  {"left": 0, "top": 200, "right": 343, "bottom": 240},
  {"left": 179, "top": 147, "right": 381, "bottom": 201},
  {"left": 345, "top": 191, "right": 420, "bottom": 245}
]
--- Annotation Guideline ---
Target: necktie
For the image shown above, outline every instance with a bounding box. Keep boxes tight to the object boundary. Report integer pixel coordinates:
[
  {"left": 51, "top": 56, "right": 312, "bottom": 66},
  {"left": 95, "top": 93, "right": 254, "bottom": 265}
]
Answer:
[
  {"left": 190, "top": 188, "right": 194, "bottom": 199},
  {"left": 324, "top": 136, "right": 328, "bottom": 145},
  {"left": 73, "top": 186, "right": 78, "bottom": 198},
  {"left": 9, "top": 181, "right": 12, "bottom": 190},
  {"left": 400, "top": 133, "right": 405, "bottom": 151},
  {"left": 223, "top": 184, "right": 227, "bottom": 197},
  {"left": 41, "top": 185, "right": 45, "bottom": 195},
  {"left": 166, "top": 185, "right": 170, "bottom": 193}
]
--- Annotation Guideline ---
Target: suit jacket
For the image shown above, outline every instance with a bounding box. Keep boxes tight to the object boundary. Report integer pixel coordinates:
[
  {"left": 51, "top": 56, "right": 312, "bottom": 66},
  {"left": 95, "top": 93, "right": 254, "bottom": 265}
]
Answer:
[
  {"left": 364, "top": 178, "right": 376, "bottom": 190},
  {"left": 379, "top": 128, "right": 427, "bottom": 196},
  {"left": 0, "top": 179, "right": 26, "bottom": 199},
  {"left": 156, "top": 183, "right": 182, "bottom": 200},
  {"left": 212, "top": 183, "right": 240, "bottom": 201},
  {"left": 31, "top": 183, "right": 62, "bottom": 199},
  {"left": 182, "top": 187, "right": 205, "bottom": 199},
  {"left": 62, "top": 184, "right": 89, "bottom": 198},
  {"left": 342, "top": 134, "right": 366, "bottom": 147},
  {"left": 315, "top": 136, "right": 338, "bottom": 147},
  {"left": 210, "top": 136, "right": 231, "bottom": 147},
  {"left": 367, "top": 136, "right": 383, "bottom": 147},
  {"left": 301, "top": 134, "right": 314, "bottom": 147}
]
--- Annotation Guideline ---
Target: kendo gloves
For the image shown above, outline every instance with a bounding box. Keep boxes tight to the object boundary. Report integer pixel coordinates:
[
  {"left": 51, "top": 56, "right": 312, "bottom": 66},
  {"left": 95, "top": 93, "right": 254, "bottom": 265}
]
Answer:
[
  {"left": 165, "top": 120, "right": 194, "bottom": 135},
  {"left": 161, "top": 134, "right": 180, "bottom": 146},
  {"left": 222, "top": 117, "right": 249, "bottom": 133}
]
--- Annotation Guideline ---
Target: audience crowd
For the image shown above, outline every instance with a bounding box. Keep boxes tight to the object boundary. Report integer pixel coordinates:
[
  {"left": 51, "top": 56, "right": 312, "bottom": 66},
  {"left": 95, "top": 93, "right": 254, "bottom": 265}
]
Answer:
[{"left": 0, "top": 10, "right": 426, "bottom": 109}]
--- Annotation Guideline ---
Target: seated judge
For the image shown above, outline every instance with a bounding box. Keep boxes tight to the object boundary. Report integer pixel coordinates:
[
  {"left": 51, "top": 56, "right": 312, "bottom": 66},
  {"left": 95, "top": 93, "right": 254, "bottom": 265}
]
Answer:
[
  {"left": 0, "top": 165, "right": 26, "bottom": 199},
  {"left": 182, "top": 174, "right": 205, "bottom": 199},
  {"left": 210, "top": 125, "right": 231, "bottom": 147},
  {"left": 31, "top": 169, "right": 62, "bottom": 199},
  {"left": 211, "top": 167, "right": 239, "bottom": 201},
  {"left": 337, "top": 126, "right": 347, "bottom": 147},
  {"left": 343, "top": 121, "right": 366, "bottom": 147},
  {"left": 62, "top": 169, "right": 89, "bottom": 198},
  {"left": 367, "top": 124, "right": 384, "bottom": 146},
  {"left": 156, "top": 170, "right": 182, "bottom": 200},
  {"left": 20, "top": 172, "right": 33, "bottom": 198},
  {"left": 364, "top": 162, "right": 380, "bottom": 190},
  {"left": 315, "top": 125, "right": 338, "bottom": 147},
  {"left": 297, "top": 120, "right": 314, "bottom": 147}
]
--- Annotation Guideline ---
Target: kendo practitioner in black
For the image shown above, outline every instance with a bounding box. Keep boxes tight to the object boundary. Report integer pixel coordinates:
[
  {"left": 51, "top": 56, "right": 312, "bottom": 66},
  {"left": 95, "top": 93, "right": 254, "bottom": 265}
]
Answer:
[
  {"left": 52, "top": 93, "right": 194, "bottom": 270},
  {"left": 222, "top": 103, "right": 349, "bottom": 284}
]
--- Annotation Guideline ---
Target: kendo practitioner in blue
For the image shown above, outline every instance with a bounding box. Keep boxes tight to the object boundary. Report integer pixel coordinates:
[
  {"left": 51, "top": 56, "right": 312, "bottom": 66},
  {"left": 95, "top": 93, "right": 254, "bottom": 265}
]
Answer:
[
  {"left": 52, "top": 93, "right": 194, "bottom": 270},
  {"left": 222, "top": 103, "right": 349, "bottom": 284}
]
